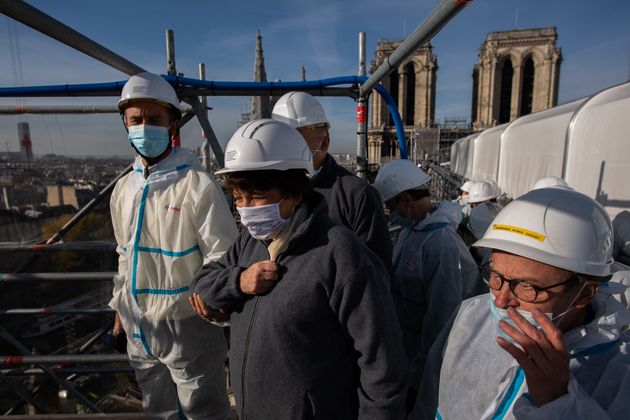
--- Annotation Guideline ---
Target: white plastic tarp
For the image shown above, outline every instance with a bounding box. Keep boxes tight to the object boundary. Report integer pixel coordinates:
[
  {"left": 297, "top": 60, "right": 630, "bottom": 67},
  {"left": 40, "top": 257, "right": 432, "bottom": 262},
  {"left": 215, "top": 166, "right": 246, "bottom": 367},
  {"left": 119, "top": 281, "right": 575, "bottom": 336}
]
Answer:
[
  {"left": 497, "top": 98, "right": 586, "bottom": 198},
  {"left": 463, "top": 133, "right": 478, "bottom": 179},
  {"left": 565, "top": 82, "right": 630, "bottom": 222},
  {"left": 452, "top": 133, "right": 477, "bottom": 177},
  {"left": 470, "top": 123, "right": 508, "bottom": 183}
]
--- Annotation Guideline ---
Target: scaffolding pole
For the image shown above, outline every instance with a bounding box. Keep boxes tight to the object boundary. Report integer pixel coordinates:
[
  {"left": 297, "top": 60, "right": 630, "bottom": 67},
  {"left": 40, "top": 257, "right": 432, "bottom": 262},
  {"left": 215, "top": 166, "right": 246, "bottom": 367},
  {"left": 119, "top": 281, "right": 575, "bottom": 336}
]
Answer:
[
  {"left": 0, "top": 327, "right": 102, "bottom": 413},
  {"left": 0, "top": 0, "right": 144, "bottom": 75},
  {"left": 0, "top": 272, "right": 116, "bottom": 282},
  {"left": 1, "top": 354, "right": 129, "bottom": 366},
  {"left": 360, "top": 0, "right": 471, "bottom": 96},
  {"left": 356, "top": 32, "right": 368, "bottom": 179},
  {"left": 0, "top": 105, "right": 119, "bottom": 114},
  {"left": 0, "top": 307, "right": 114, "bottom": 316},
  {"left": 2, "top": 366, "right": 134, "bottom": 376},
  {"left": 0, "top": 241, "right": 116, "bottom": 254}
]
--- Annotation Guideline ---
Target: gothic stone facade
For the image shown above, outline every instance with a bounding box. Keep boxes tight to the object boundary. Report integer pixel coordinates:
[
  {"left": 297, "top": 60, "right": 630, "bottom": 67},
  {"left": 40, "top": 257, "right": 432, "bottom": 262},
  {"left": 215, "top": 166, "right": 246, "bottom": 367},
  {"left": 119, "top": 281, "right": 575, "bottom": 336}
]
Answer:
[
  {"left": 367, "top": 40, "right": 438, "bottom": 164},
  {"left": 472, "top": 27, "right": 562, "bottom": 130}
]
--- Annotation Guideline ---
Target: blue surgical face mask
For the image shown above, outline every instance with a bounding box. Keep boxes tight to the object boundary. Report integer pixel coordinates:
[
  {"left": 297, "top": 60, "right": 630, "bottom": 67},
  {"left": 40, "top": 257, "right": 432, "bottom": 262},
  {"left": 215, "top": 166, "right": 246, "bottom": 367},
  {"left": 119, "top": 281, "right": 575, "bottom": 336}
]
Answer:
[
  {"left": 237, "top": 202, "right": 290, "bottom": 240},
  {"left": 391, "top": 210, "right": 414, "bottom": 229},
  {"left": 488, "top": 280, "right": 587, "bottom": 346},
  {"left": 128, "top": 124, "right": 170, "bottom": 158},
  {"left": 488, "top": 294, "right": 551, "bottom": 345}
]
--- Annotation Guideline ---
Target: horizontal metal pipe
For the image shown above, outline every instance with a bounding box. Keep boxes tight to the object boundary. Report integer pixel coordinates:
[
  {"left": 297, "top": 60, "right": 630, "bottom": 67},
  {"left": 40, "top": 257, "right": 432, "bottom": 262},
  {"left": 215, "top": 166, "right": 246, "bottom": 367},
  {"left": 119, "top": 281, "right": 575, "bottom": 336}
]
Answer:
[
  {"left": 360, "top": 0, "right": 472, "bottom": 95},
  {"left": 0, "top": 307, "right": 114, "bottom": 315},
  {"left": 0, "top": 0, "right": 144, "bottom": 75},
  {"left": 1, "top": 354, "right": 129, "bottom": 366},
  {"left": 0, "top": 272, "right": 116, "bottom": 282},
  {"left": 2, "top": 366, "right": 134, "bottom": 376},
  {"left": 0, "top": 77, "right": 362, "bottom": 98},
  {"left": 179, "top": 86, "right": 355, "bottom": 98},
  {"left": 4, "top": 414, "right": 145, "bottom": 420},
  {"left": 0, "top": 241, "right": 116, "bottom": 253},
  {"left": 0, "top": 105, "right": 118, "bottom": 114}
]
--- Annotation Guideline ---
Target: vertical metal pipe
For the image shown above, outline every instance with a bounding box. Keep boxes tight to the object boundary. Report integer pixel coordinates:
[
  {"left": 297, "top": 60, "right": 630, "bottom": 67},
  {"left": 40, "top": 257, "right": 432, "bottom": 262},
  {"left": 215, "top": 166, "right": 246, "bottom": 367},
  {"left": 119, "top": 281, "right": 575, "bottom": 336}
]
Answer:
[
  {"left": 198, "top": 63, "right": 212, "bottom": 171},
  {"left": 356, "top": 32, "right": 368, "bottom": 179},
  {"left": 0, "top": 0, "right": 144, "bottom": 75},
  {"left": 166, "top": 29, "right": 177, "bottom": 76}
]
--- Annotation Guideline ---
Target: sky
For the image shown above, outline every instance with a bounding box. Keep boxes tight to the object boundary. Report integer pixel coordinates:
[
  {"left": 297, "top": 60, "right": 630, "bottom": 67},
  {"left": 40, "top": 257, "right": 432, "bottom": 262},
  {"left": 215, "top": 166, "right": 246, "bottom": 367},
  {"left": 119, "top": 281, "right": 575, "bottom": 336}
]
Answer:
[{"left": 0, "top": 0, "right": 629, "bottom": 158}]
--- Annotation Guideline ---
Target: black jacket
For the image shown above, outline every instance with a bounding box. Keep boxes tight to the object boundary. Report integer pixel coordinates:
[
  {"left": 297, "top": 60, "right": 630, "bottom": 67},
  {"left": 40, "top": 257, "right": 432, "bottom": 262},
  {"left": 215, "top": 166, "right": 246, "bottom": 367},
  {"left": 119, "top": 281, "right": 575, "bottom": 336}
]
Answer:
[
  {"left": 312, "top": 154, "right": 393, "bottom": 274},
  {"left": 193, "top": 196, "right": 407, "bottom": 420}
]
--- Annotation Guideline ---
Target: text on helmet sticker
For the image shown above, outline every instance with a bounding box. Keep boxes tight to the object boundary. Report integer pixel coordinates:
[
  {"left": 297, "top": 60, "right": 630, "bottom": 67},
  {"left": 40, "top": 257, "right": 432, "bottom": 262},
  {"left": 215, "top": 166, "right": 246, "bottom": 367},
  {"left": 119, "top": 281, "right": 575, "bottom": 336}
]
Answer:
[{"left": 492, "top": 224, "right": 545, "bottom": 242}]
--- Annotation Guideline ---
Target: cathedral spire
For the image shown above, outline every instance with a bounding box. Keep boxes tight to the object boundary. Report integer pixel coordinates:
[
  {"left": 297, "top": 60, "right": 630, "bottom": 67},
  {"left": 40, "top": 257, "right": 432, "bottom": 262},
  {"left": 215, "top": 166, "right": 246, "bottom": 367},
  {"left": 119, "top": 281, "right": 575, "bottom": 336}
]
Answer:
[{"left": 251, "top": 29, "right": 270, "bottom": 119}]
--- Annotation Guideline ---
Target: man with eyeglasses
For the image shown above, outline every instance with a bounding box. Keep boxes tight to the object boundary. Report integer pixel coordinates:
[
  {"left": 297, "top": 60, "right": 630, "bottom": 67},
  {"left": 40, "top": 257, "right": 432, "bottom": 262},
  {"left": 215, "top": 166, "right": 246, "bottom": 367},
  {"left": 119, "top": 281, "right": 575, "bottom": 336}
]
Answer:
[
  {"left": 410, "top": 187, "right": 630, "bottom": 420},
  {"left": 272, "top": 92, "right": 392, "bottom": 273}
]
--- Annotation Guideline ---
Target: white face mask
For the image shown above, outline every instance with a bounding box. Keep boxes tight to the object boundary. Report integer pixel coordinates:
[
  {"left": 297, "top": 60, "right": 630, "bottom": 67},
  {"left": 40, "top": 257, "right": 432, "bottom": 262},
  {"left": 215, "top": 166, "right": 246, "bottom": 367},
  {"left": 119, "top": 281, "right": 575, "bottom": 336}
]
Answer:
[
  {"left": 237, "top": 202, "right": 290, "bottom": 240},
  {"left": 488, "top": 280, "right": 588, "bottom": 345}
]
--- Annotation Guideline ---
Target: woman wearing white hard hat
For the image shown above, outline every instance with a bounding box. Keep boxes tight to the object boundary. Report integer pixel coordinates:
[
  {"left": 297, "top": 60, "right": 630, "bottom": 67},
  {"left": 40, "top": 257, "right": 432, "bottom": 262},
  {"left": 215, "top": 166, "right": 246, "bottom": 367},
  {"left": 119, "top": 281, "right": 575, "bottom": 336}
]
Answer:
[
  {"left": 412, "top": 187, "right": 630, "bottom": 420},
  {"left": 192, "top": 119, "right": 407, "bottom": 418},
  {"left": 373, "top": 159, "right": 484, "bottom": 405},
  {"left": 452, "top": 180, "right": 474, "bottom": 217}
]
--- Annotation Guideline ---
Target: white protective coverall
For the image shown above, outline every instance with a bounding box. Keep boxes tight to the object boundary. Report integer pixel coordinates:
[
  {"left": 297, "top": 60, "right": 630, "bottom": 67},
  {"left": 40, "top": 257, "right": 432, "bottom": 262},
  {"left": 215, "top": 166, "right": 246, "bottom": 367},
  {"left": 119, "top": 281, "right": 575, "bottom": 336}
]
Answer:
[
  {"left": 469, "top": 201, "right": 502, "bottom": 240},
  {"left": 109, "top": 147, "right": 238, "bottom": 420},
  {"left": 411, "top": 288, "right": 630, "bottom": 420},
  {"left": 392, "top": 200, "right": 485, "bottom": 388}
]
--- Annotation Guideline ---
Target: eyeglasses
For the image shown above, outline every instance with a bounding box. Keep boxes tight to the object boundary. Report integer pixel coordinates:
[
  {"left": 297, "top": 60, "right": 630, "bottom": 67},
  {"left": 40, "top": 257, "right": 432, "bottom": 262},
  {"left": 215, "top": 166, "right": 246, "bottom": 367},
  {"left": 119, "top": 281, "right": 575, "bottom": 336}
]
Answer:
[{"left": 480, "top": 264, "right": 579, "bottom": 303}]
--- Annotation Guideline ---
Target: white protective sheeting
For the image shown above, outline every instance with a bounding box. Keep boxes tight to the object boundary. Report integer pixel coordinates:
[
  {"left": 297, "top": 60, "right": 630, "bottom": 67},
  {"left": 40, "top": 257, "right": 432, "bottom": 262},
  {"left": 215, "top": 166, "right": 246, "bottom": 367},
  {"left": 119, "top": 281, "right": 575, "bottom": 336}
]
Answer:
[
  {"left": 497, "top": 98, "right": 587, "bottom": 199},
  {"left": 470, "top": 123, "right": 509, "bottom": 183},
  {"left": 565, "top": 82, "right": 630, "bottom": 221},
  {"left": 463, "top": 133, "right": 479, "bottom": 179},
  {"left": 452, "top": 134, "right": 477, "bottom": 177}
]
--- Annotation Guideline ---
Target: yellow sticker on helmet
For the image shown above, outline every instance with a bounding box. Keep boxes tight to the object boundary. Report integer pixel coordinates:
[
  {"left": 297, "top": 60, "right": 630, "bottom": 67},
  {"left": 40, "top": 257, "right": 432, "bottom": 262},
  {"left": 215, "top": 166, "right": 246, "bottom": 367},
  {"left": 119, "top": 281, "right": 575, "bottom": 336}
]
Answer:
[{"left": 492, "top": 224, "right": 545, "bottom": 242}]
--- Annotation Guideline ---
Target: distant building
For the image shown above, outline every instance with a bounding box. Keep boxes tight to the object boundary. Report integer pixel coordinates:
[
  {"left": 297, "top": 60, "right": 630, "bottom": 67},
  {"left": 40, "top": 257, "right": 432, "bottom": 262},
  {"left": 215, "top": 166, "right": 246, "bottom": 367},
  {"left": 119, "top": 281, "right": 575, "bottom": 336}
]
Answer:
[
  {"left": 46, "top": 185, "right": 79, "bottom": 209},
  {"left": 366, "top": 28, "right": 562, "bottom": 165},
  {"left": 472, "top": 27, "right": 562, "bottom": 130}
]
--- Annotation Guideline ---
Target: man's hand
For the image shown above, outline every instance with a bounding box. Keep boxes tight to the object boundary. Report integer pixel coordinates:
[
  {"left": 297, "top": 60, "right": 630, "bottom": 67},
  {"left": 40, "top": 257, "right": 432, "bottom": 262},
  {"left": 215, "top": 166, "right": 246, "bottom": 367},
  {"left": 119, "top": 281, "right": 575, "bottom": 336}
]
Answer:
[
  {"left": 239, "top": 260, "right": 279, "bottom": 295},
  {"left": 188, "top": 293, "right": 229, "bottom": 323},
  {"left": 497, "top": 307, "right": 570, "bottom": 407},
  {"left": 113, "top": 312, "right": 125, "bottom": 336}
]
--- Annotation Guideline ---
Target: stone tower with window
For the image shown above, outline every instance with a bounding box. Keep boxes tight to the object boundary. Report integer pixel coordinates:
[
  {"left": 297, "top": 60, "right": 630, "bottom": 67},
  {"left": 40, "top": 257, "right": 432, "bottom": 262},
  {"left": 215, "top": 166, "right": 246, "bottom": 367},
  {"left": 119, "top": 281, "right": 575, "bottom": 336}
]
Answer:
[
  {"left": 472, "top": 27, "right": 562, "bottom": 130},
  {"left": 367, "top": 40, "right": 437, "bottom": 164}
]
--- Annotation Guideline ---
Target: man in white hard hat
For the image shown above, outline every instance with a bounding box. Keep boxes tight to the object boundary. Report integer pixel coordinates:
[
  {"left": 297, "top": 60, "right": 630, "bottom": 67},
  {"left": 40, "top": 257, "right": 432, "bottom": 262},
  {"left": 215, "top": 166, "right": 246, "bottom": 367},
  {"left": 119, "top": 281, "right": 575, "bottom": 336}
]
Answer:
[
  {"left": 452, "top": 179, "right": 474, "bottom": 217},
  {"left": 373, "top": 159, "right": 484, "bottom": 411},
  {"left": 110, "top": 72, "right": 237, "bottom": 419},
  {"left": 467, "top": 181, "right": 503, "bottom": 265},
  {"left": 411, "top": 187, "right": 630, "bottom": 420},
  {"left": 272, "top": 92, "right": 393, "bottom": 273},
  {"left": 191, "top": 119, "right": 407, "bottom": 419}
]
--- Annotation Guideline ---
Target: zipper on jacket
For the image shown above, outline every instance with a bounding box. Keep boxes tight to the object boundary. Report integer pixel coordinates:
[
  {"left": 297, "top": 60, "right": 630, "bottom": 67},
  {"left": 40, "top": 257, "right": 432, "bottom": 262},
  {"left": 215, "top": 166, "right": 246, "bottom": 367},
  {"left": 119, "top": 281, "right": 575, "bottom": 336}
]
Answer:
[{"left": 240, "top": 295, "right": 261, "bottom": 419}]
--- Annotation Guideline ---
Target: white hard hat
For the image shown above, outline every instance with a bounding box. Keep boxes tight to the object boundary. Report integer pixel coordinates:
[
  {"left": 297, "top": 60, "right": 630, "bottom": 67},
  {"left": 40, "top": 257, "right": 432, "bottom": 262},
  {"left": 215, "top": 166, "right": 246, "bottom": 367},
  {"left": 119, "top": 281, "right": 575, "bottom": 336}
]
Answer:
[
  {"left": 271, "top": 91, "right": 330, "bottom": 129},
  {"left": 118, "top": 72, "right": 181, "bottom": 118},
  {"left": 373, "top": 159, "right": 431, "bottom": 202},
  {"left": 467, "top": 181, "right": 498, "bottom": 204},
  {"left": 474, "top": 187, "right": 614, "bottom": 277},
  {"left": 488, "top": 180, "right": 501, "bottom": 196},
  {"left": 531, "top": 176, "right": 571, "bottom": 191},
  {"left": 216, "top": 119, "right": 313, "bottom": 175},
  {"left": 461, "top": 180, "right": 475, "bottom": 192}
]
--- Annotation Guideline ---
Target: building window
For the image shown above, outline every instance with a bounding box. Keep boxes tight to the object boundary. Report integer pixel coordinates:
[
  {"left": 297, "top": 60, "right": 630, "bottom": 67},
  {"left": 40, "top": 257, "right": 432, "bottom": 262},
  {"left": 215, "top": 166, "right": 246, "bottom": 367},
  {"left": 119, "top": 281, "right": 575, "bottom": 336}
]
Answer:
[
  {"left": 520, "top": 57, "right": 535, "bottom": 116},
  {"left": 498, "top": 59, "right": 514, "bottom": 124},
  {"left": 404, "top": 63, "right": 416, "bottom": 126}
]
